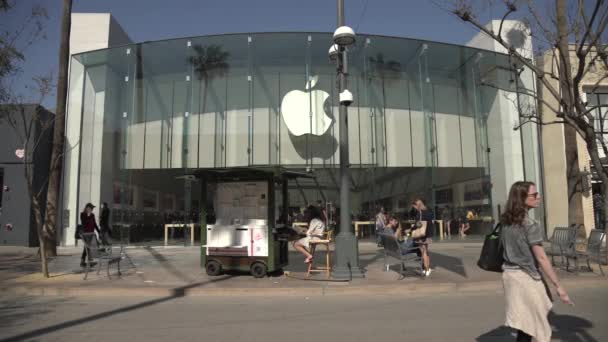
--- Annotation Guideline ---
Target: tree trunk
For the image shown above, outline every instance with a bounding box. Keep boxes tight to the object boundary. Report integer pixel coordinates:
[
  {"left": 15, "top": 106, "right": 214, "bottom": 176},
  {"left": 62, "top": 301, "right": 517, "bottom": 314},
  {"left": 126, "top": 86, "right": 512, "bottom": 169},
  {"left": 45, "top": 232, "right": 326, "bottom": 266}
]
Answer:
[
  {"left": 44, "top": 0, "right": 72, "bottom": 256},
  {"left": 556, "top": 0, "right": 583, "bottom": 226},
  {"left": 32, "top": 196, "right": 49, "bottom": 278},
  {"left": 565, "top": 126, "right": 584, "bottom": 223}
]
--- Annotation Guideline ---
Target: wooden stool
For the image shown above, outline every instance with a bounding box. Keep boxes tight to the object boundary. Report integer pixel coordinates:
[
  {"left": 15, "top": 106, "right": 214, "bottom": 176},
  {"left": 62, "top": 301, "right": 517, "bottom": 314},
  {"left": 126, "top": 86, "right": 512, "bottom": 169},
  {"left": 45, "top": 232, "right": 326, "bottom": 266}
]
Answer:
[{"left": 306, "top": 231, "right": 333, "bottom": 278}]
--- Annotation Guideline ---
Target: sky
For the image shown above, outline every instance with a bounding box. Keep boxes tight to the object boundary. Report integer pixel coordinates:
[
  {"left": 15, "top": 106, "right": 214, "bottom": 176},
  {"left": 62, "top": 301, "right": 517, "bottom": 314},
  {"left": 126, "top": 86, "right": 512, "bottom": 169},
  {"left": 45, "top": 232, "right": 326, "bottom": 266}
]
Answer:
[{"left": 5, "top": 0, "right": 524, "bottom": 110}]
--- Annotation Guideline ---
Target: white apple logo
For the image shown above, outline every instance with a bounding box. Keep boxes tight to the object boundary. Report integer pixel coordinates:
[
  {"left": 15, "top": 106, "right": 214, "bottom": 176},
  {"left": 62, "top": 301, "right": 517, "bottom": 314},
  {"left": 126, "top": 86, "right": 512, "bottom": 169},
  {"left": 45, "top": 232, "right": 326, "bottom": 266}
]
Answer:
[{"left": 280, "top": 75, "right": 332, "bottom": 136}]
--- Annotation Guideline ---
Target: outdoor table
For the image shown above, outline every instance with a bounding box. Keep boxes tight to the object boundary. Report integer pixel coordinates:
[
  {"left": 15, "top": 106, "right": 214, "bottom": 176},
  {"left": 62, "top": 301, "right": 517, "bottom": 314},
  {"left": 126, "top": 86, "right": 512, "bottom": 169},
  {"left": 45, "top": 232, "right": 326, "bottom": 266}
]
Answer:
[
  {"left": 353, "top": 221, "right": 375, "bottom": 238},
  {"left": 434, "top": 220, "right": 444, "bottom": 241},
  {"left": 164, "top": 223, "right": 195, "bottom": 246}
]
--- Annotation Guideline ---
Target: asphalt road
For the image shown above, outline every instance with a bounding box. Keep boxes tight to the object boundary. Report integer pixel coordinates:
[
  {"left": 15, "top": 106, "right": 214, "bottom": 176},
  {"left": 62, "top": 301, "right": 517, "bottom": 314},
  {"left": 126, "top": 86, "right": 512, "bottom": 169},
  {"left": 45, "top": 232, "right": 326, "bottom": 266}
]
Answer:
[{"left": 1, "top": 287, "right": 607, "bottom": 342}]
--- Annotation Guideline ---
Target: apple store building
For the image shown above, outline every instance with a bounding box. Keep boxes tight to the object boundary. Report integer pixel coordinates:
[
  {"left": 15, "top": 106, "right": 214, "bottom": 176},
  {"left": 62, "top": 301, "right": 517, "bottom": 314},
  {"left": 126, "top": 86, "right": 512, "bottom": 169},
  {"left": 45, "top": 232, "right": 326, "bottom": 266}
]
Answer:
[{"left": 61, "top": 32, "right": 542, "bottom": 245}]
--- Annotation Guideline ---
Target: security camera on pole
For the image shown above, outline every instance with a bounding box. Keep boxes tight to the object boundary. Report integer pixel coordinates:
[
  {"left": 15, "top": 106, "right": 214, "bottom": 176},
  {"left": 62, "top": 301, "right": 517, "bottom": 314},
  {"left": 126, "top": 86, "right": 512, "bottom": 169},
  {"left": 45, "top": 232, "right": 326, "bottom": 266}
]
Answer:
[{"left": 330, "top": 0, "right": 364, "bottom": 279}]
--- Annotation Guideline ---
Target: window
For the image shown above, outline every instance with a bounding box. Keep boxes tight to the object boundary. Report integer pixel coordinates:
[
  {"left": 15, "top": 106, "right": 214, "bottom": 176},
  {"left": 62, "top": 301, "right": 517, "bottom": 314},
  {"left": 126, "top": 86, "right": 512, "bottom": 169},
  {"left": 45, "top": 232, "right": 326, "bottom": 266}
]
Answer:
[
  {"left": 435, "top": 188, "right": 453, "bottom": 204},
  {"left": 464, "top": 179, "right": 491, "bottom": 201},
  {"left": 587, "top": 92, "right": 608, "bottom": 133}
]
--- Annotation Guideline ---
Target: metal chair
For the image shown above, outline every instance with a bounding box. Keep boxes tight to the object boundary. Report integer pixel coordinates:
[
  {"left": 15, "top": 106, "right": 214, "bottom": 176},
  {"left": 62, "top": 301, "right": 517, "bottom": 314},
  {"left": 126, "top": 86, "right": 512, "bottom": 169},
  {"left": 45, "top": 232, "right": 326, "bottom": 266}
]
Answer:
[
  {"left": 547, "top": 226, "right": 577, "bottom": 270},
  {"left": 80, "top": 232, "right": 122, "bottom": 280},
  {"left": 562, "top": 225, "right": 582, "bottom": 272},
  {"left": 577, "top": 229, "right": 606, "bottom": 275},
  {"left": 379, "top": 233, "right": 421, "bottom": 279}
]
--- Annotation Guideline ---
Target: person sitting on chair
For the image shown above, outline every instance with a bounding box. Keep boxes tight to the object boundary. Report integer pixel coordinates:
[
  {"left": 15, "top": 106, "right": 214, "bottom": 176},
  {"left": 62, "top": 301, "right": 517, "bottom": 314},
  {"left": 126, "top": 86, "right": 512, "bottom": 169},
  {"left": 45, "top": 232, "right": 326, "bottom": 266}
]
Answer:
[
  {"left": 386, "top": 216, "right": 416, "bottom": 255},
  {"left": 293, "top": 205, "right": 326, "bottom": 264},
  {"left": 375, "top": 207, "right": 387, "bottom": 247}
]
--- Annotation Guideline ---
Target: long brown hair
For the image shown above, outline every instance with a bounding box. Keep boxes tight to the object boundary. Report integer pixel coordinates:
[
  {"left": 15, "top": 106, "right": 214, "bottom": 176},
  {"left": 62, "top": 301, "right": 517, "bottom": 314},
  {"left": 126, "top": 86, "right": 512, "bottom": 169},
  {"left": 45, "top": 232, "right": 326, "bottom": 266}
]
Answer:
[{"left": 500, "top": 181, "right": 535, "bottom": 225}]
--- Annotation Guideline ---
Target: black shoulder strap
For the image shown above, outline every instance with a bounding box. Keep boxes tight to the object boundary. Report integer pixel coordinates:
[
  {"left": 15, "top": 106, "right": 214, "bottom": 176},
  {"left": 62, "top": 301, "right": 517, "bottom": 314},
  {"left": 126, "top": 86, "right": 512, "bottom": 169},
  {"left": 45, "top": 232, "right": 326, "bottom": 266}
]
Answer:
[{"left": 492, "top": 222, "right": 502, "bottom": 234}]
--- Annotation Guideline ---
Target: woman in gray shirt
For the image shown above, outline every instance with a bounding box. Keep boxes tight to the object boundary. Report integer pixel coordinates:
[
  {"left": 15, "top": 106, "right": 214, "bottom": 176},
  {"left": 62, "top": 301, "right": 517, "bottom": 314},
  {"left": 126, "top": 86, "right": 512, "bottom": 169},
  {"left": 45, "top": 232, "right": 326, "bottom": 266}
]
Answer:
[{"left": 500, "top": 181, "right": 573, "bottom": 342}]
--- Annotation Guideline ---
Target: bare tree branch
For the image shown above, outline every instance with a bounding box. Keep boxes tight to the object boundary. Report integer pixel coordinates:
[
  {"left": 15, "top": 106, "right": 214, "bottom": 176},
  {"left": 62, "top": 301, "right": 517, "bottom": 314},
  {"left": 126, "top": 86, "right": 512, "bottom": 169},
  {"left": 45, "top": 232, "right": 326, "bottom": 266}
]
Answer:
[
  {"left": 586, "top": 73, "right": 608, "bottom": 96},
  {"left": 576, "top": 0, "right": 602, "bottom": 55},
  {"left": 480, "top": 77, "right": 563, "bottom": 116},
  {"left": 497, "top": 0, "right": 517, "bottom": 39},
  {"left": 453, "top": 7, "right": 573, "bottom": 115}
]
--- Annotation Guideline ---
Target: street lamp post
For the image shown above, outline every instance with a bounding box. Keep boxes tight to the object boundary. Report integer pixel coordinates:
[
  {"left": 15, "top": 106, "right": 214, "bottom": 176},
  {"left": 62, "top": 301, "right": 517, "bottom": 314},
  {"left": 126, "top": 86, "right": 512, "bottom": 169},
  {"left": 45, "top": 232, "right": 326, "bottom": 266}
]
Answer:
[{"left": 331, "top": 0, "right": 365, "bottom": 279}]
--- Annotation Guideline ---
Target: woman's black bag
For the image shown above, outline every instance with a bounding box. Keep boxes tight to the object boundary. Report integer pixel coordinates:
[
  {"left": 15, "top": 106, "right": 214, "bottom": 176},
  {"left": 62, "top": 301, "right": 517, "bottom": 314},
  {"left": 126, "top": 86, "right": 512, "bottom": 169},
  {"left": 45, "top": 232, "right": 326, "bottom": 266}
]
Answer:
[
  {"left": 477, "top": 223, "right": 504, "bottom": 272},
  {"left": 74, "top": 224, "right": 83, "bottom": 240}
]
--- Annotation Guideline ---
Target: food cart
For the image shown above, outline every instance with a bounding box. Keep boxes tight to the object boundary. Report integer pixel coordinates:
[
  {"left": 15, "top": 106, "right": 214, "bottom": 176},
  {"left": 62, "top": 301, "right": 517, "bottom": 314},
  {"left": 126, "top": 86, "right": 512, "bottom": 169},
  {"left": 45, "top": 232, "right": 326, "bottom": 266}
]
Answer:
[{"left": 197, "top": 168, "right": 311, "bottom": 278}]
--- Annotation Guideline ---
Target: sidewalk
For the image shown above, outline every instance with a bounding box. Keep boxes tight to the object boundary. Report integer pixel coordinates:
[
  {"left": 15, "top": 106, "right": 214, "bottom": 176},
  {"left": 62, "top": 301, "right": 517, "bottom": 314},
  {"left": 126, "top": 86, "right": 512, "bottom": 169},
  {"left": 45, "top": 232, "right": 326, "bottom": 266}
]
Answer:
[{"left": 1, "top": 239, "right": 606, "bottom": 297}]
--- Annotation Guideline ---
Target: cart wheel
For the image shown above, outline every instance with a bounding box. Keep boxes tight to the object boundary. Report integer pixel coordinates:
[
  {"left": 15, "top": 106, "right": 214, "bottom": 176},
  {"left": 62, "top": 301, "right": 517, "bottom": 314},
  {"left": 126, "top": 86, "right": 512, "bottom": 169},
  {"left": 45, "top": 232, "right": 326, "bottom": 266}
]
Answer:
[
  {"left": 250, "top": 262, "right": 267, "bottom": 278},
  {"left": 206, "top": 260, "right": 222, "bottom": 276}
]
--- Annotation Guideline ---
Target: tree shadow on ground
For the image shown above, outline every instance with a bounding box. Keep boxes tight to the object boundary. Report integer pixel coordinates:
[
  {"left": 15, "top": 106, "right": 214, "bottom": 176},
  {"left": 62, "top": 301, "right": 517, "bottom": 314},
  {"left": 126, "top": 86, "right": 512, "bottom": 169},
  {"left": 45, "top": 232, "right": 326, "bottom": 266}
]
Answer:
[
  {"left": 0, "top": 296, "right": 68, "bottom": 334},
  {"left": 143, "top": 246, "right": 196, "bottom": 283},
  {"left": 1, "top": 275, "right": 237, "bottom": 342},
  {"left": 0, "top": 253, "right": 41, "bottom": 281},
  {"left": 476, "top": 312, "right": 597, "bottom": 342}
]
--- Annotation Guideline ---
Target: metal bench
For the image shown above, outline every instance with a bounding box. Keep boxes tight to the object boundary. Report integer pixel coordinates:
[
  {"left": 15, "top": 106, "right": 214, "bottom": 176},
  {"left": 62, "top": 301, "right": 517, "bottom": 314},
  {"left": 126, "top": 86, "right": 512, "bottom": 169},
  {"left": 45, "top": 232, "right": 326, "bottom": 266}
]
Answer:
[
  {"left": 80, "top": 232, "right": 122, "bottom": 280},
  {"left": 576, "top": 229, "right": 606, "bottom": 275},
  {"left": 547, "top": 225, "right": 578, "bottom": 270},
  {"left": 379, "top": 233, "right": 422, "bottom": 279}
]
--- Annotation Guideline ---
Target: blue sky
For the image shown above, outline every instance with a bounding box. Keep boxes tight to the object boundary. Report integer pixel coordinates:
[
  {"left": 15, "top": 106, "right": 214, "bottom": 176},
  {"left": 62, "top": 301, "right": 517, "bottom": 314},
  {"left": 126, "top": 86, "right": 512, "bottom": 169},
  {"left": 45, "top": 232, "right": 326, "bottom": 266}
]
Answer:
[{"left": 6, "top": 0, "right": 518, "bottom": 110}]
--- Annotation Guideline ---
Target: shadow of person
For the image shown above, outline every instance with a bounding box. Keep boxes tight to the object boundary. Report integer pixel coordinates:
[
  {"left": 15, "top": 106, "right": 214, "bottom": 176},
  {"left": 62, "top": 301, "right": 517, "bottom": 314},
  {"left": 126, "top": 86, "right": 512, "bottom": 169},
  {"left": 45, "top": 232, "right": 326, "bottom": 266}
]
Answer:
[
  {"left": 549, "top": 311, "right": 597, "bottom": 342},
  {"left": 476, "top": 326, "right": 514, "bottom": 342},
  {"left": 476, "top": 312, "right": 597, "bottom": 342}
]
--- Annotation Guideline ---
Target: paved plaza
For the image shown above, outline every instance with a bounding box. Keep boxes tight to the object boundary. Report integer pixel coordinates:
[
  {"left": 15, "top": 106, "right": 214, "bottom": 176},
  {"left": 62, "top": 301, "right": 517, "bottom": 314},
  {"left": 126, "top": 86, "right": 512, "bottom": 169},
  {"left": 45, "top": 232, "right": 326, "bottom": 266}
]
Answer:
[
  {"left": 1, "top": 286, "right": 607, "bottom": 341},
  {"left": 1, "top": 239, "right": 607, "bottom": 341},
  {"left": 1, "top": 239, "right": 606, "bottom": 296}
]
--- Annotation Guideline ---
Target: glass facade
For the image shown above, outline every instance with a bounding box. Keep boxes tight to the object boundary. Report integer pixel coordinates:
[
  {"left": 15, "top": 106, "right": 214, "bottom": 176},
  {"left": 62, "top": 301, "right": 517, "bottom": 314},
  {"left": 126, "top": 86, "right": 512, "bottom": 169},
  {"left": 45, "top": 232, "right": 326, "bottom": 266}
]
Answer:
[{"left": 61, "top": 33, "right": 541, "bottom": 245}]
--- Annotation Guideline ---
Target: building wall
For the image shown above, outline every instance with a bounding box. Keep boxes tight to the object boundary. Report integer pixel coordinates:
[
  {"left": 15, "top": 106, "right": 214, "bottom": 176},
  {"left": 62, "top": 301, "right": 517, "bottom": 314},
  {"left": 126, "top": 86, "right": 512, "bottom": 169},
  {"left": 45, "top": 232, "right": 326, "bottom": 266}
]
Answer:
[
  {"left": 0, "top": 165, "right": 31, "bottom": 245},
  {"left": 61, "top": 18, "right": 540, "bottom": 245},
  {"left": 62, "top": 13, "right": 132, "bottom": 246},
  {"left": 537, "top": 47, "right": 607, "bottom": 238},
  {"left": 0, "top": 106, "right": 53, "bottom": 246},
  {"left": 466, "top": 20, "right": 539, "bottom": 223}
]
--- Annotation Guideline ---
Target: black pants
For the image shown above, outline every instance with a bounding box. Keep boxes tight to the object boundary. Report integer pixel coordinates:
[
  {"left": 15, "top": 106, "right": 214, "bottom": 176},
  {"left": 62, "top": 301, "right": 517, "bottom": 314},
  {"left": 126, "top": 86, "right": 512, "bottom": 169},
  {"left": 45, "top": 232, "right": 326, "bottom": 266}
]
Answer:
[
  {"left": 81, "top": 246, "right": 88, "bottom": 262},
  {"left": 516, "top": 330, "right": 532, "bottom": 342}
]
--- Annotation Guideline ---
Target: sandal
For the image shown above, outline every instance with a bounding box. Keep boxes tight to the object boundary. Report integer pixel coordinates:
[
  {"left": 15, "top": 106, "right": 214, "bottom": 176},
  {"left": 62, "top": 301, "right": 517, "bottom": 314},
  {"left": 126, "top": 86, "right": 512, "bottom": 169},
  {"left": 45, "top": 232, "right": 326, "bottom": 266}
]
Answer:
[{"left": 304, "top": 256, "right": 313, "bottom": 264}]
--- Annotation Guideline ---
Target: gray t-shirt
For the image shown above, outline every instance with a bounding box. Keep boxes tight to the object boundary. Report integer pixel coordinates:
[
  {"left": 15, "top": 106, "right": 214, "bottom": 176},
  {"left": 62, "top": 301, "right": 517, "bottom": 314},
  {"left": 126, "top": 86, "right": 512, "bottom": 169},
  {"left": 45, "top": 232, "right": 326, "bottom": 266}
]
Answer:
[{"left": 501, "top": 217, "right": 544, "bottom": 280}]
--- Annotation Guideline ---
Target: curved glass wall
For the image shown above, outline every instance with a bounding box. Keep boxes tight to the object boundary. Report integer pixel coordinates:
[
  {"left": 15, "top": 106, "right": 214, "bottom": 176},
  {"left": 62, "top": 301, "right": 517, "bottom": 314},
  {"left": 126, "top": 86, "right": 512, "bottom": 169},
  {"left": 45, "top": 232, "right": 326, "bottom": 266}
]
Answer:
[{"left": 61, "top": 33, "right": 541, "bottom": 245}]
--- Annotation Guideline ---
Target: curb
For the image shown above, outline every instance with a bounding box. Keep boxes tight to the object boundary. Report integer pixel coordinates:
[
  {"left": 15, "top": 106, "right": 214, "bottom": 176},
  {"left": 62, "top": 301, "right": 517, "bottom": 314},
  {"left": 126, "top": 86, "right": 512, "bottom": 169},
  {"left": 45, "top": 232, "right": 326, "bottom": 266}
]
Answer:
[{"left": 2, "top": 276, "right": 605, "bottom": 298}]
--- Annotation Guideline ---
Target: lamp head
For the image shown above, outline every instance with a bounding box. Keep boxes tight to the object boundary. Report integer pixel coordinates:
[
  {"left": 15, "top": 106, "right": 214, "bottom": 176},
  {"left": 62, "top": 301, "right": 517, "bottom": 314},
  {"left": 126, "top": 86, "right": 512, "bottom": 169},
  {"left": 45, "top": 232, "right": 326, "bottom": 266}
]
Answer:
[
  {"left": 333, "top": 26, "right": 356, "bottom": 46},
  {"left": 339, "top": 89, "right": 353, "bottom": 106},
  {"left": 328, "top": 44, "right": 339, "bottom": 61}
]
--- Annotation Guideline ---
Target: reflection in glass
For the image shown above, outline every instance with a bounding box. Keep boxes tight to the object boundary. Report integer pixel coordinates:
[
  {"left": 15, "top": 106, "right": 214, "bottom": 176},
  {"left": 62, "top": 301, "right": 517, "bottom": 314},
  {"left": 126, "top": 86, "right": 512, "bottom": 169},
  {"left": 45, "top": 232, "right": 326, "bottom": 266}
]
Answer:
[{"left": 65, "top": 33, "right": 542, "bottom": 244}]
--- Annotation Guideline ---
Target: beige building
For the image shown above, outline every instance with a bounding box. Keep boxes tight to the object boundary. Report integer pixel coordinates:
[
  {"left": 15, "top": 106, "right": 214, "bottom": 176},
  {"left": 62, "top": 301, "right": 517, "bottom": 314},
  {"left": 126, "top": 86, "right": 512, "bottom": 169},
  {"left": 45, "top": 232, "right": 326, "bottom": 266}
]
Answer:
[{"left": 538, "top": 46, "right": 608, "bottom": 238}]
